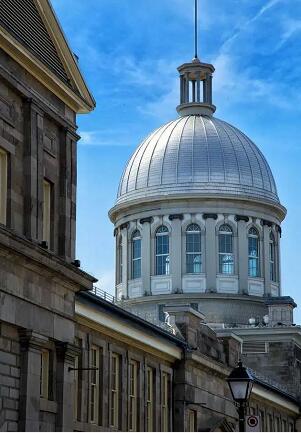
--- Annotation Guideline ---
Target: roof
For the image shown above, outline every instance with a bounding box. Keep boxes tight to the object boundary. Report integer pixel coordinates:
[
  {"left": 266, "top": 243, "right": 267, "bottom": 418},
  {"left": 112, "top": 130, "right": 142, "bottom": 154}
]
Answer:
[
  {"left": 76, "top": 291, "right": 187, "bottom": 348},
  {"left": 116, "top": 115, "right": 280, "bottom": 207},
  {"left": 0, "top": 0, "right": 95, "bottom": 113}
]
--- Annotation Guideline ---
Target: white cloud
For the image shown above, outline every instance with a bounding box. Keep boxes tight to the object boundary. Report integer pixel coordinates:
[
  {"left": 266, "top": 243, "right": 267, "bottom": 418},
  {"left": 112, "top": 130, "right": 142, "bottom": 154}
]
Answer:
[
  {"left": 79, "top": 130, "right": 132, "bottom": 147},
  {"left": 220, "top": 0, "right": 283, "bottom": 52},
  {"left": 277, "top": 18, "right": 301, "bottom": 49}
]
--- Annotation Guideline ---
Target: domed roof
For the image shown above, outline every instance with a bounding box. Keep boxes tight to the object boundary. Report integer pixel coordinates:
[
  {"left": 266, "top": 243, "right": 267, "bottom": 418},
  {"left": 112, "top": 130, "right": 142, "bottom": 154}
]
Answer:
[{"left": 116, "top": 115, "right": 279, "bottom": 206}]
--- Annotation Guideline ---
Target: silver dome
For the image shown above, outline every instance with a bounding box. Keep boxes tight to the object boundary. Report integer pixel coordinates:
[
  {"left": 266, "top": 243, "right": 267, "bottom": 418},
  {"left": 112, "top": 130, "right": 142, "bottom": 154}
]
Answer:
[{"left": 117, "top": 115, "right": 279, "bottom": 205}]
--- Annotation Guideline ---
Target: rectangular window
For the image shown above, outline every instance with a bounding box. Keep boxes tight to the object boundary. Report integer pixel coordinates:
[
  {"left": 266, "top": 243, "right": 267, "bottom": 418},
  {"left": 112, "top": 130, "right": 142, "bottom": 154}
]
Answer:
[
  {"left": 89, "top": 346, "right": 100, "bottom": 424},
  {"left": 268, "top": 414, "right": 274, "bottom": 432},
  {"left": 43, "top": 179, "right": 52, "bottom": 247},
  {"left": 110, "top": 353, "right": 120, "bottom": 429},
  {"left": 188, "top": 410, "right": 197, "bottom": 431},
  {"left": 282, "top": 420, "right": 287, "bottom": 432},
  {"left": 0, "top": 148, "right": 7, "bottom": 225},
  {"left": 129, "top": 360, "right": 139, "bottom": 431},
  {"left": 40, "top": 349, "right": 49, "bottom": 399},
  {"left": 146, "top": 367, "right": 155, "bottom": 432},
  {"left": 259, "top": 410, "right": 265, "bottom": 431},
  {"left": 161, "top": 372, "right": 170, "bottom": 432}
]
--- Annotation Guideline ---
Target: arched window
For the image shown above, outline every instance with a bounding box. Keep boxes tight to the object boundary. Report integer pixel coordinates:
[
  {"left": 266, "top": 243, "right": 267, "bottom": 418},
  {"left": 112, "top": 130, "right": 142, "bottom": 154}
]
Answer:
[
  {"left": 218, "top": 225, "right": 234, "bottom": 274},
  {"left": 186, "top": 224, "right": 202, "bottom": 274},
  {"left": 248, "top": 227, "right": 260, "bottom": 277},
  {"left": 117, "top": 237, "right": 123, "bottom": 284},
  {"left": 269, "top": 232, "right": 276, "bottom": 282},
  {"left": 155, "top": 226, "right": 169, "bottom": 276},
  {"left": 132, "top": 230, "right": 141, "bottom": 279}
]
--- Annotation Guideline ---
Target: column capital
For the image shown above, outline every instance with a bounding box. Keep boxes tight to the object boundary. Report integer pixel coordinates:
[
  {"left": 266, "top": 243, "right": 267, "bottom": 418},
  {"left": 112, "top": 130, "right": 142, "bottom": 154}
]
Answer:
[
  {"left": 169, "top": 214, "right": 184, "bottom": 221},
  {"left": 19, "top": 330, "right": 49, "bottom": 352},
  {"left": 235, "top": 215, "right": 249, "bottom": 222},
  {"left": 140, "top": 217, "right": 153, "bottom": 224},
  {"left": 203, "top": 213, "right": 218, "bottom": 220},
  {"left": 56, "top": 341, "right": 81, "bottom": 362},
  {"left": 262, "top": 219, "right": 273, "bottom": 227}
]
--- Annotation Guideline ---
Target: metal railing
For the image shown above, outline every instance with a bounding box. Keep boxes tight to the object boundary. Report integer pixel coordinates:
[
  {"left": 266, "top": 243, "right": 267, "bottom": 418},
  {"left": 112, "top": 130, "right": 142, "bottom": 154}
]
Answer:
[
  {"left": 90, "top": 286, "right": 116, "bottom": 303},
  {"left": 89, "top": 287, "right": 176, "bottom": 335}
]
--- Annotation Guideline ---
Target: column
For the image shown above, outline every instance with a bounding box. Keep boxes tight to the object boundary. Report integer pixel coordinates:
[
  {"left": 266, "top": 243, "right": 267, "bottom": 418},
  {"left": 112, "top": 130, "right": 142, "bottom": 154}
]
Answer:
[
  {"left": 263, "top": 222, "right": 271, "bottom": 296},
  {"left": 56, "top": 342, "right": 80, "bottom": 431},
  {"left": 236, "top": 216, "right": 249, "bottom": 294},
  {"left": 19, "top": 331, "right": 49, "bottom": 432},
  {"left": 169, "top": 215, "right": 183, "bottom": 293},
  {"left": 140, "top": 218, "right": 152, "bottom": 295},
  {"left": 204, "top": 214, "right": 217, "bottom": 292},
  {"left": 121, "top": 224, "right": 129, "bottom": 298},
  {"left": 185, "top": 73, "right": 190, "bottom": 103},
  {"left": 196, "top": 73, "right": 201, "bottom": 102}
]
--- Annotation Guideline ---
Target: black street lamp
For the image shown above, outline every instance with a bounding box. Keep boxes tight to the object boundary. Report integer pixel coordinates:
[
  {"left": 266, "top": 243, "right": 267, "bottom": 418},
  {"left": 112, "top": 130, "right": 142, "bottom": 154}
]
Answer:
[{"left": 227, "top": 361, "right": 254, "bottom": 432}]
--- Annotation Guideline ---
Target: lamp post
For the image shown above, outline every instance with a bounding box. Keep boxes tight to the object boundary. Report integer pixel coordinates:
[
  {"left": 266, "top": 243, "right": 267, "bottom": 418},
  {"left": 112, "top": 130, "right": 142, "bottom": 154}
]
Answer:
[{"left": 227, "top": 361, "right": 254, "bottom": 432}]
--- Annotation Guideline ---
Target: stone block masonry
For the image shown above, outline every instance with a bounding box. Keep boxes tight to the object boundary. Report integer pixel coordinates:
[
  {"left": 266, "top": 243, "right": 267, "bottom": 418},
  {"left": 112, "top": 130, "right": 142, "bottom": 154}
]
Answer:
[{"left": 0, "top": 323, "right": 20, "bottom": 432}]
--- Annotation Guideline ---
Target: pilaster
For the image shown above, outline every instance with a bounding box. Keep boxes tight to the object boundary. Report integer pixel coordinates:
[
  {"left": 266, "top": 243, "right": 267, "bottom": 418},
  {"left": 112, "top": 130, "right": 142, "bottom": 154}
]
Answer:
[
  {"left": 204, "top": 215, "right": 217, "bottom": 292},
  {"left": 121, "top": 226, "right": 128, "bottom": 297},
  {"left": 56, "top": 342, "right": 81, "bottom": 432},
  {"left": 170, "top": 216, "right": 182, "bottom": 293},
  {"left": 23, "top": 98, "right": 44, "bottom": 241},
  {"left": 19, "top": 331, "right": 49, "bottom": 432},
  {"left": 237, "top": 219, "right": 248, "bottom": 294},
  {"left": 263, "top": 223, "right": 271, "bottom": 296},
  {"left": 141, "top": 219, "right": 151, "bottom": 295}
]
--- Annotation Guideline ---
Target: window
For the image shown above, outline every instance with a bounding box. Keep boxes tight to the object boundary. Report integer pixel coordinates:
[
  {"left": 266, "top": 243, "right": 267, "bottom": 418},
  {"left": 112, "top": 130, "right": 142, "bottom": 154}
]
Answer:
[
  {"left": 275, "top": 417, "right": 281, "bottom": 432},
  {"left": 186, "top": 224, "right": 202, "bottom": 273},
  {"left": 248, "top": 227, "right": 260, "bottom": 277},
  {"left": 161, "top": 372, "right": 170, "bottom": 432},
  {"left": 188, "top": 410, "right": 197, "bottom": 431},
  {"left": 0, "top": 148, "right": 7, "bottom": 225},
  {"left": 282, "top": 420, "right": 287, "bottom": 432},
  {"left": 267, "top": 414, "right": 274, "bottom": 432},
  {"left": 40, "top": 350, "right": 49, "bottom": 399},
  {"left": 259, "top": 410, "right": 265, "bottom": 431},
  {"left": 117, "top": 237, "right": 123, "bottom": 284},
  {"left": 156, "top": 226, "right": 170, "bottom": 275},
  {"left": 110, "top": 353, "right": 120, "bottom": 428},
  {"left": 89, "top": 346, "right": 100, "bottom": 424},
  {"left": 218, "top": 225, "right": 234, "bottom": 274},
  {"left": 289, "top": 422, "right": 295, "bottom": 432},
  {"left": 269, "top": 232, "right": 276, "bottom": 282},
  {"left": 43, "top": 179, "right": 52, "bottom": 247},
  {"left": 132, "top": 230, "right": 141, "bottom": 279},
  {"left": 129, "top": 360, "right": 139, "bottom": 431},
  {"left": 146, "top": 367, "right": 154, "bottom": 432}
]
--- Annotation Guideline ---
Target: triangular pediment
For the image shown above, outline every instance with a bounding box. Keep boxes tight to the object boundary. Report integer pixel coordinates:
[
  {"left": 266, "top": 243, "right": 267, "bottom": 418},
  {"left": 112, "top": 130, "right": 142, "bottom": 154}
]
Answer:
[{"left": 0, "top": 0, "right": 95, "bottom": 113}]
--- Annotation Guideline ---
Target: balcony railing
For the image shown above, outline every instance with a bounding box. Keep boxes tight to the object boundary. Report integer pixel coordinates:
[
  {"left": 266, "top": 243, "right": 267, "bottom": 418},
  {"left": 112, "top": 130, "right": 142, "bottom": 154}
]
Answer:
[{"left": 89, "top": 286, "right": 176, "bottom": 335}]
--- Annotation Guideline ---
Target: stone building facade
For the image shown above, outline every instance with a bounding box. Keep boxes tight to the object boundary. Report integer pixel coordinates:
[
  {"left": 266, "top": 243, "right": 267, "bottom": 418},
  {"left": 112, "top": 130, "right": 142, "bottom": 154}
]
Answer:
[{"left": 0, "top": 0, "right": 300, "bottom": 432}]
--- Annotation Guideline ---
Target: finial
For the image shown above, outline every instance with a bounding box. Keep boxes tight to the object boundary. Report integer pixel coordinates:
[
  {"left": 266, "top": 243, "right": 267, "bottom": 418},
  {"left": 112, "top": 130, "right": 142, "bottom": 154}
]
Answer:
[{"left": 194, "top": 0, "right": 199, "bottom": 60}]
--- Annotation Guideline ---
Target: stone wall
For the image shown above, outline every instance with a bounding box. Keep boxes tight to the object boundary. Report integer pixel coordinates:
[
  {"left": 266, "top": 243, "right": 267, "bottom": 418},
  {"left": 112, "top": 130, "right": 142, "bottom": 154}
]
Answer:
[{"left": 0, "top": 323, "right": 20, "bottom": 432}]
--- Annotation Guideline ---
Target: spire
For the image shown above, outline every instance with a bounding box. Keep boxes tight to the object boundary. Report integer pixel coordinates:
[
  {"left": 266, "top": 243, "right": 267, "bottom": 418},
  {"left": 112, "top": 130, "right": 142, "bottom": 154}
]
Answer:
[{"left": 176, "top": 0, "right": 216, "bottom": 117}]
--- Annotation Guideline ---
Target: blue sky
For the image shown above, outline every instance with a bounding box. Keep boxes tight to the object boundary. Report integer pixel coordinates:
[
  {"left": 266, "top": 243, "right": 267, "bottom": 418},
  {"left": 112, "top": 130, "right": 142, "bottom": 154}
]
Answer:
[{"left": 52, "top": 0, "right": 301, "bottom": 322}]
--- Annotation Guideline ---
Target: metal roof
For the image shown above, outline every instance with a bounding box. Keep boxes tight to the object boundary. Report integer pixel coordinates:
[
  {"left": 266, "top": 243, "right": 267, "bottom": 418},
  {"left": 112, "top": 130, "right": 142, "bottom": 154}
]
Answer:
[{"left": 116, "top": 115, "right": 279, "bottom": 206}]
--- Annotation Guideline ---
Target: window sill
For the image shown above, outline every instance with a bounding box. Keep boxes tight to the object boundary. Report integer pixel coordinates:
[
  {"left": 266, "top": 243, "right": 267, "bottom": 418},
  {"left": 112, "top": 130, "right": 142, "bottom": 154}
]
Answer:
[{"left": 40, "top": 398, "right": 57, "bottom": 413}]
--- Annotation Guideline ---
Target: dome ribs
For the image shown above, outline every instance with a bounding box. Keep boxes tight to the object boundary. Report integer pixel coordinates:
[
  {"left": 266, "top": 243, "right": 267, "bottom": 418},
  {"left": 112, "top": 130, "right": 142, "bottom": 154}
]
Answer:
[
  {"left": 161, "top": 117, "right": 186, "bottom": 186},
  {"left": 213, "top": 118, "right": 240, "bottom": 185},
  {"left": 177, "top": 116, "right": 195, "bottom": 184},
  {"left": 116, "top": 115, "right": 280, "bottom": 206}
]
